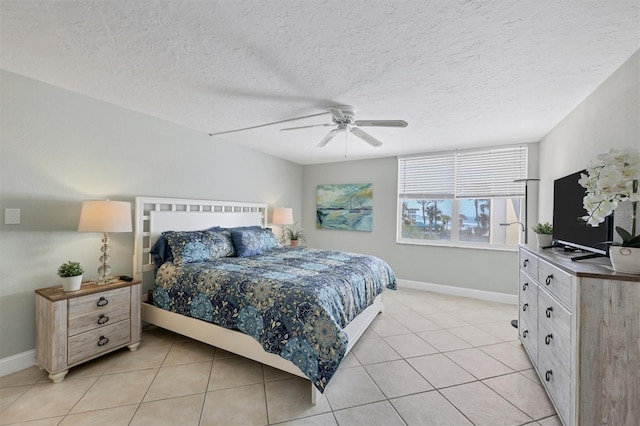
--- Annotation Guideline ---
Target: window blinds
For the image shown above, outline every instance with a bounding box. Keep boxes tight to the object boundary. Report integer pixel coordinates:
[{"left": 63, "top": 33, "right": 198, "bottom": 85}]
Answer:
[{"left": 398, "top": 145, "right": 527, "bottom": 199}]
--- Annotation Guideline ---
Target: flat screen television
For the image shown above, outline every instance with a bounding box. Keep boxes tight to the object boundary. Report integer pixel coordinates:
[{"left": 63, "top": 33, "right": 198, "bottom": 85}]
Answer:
[{"left": 552, "top": 170, "right": 613, "bottom": 257}]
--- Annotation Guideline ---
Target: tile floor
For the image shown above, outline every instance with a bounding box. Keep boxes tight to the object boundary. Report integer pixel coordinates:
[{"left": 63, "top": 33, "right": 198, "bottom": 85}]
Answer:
[{"left": 0, "top": 288, "right": 562, "bottom": 425}]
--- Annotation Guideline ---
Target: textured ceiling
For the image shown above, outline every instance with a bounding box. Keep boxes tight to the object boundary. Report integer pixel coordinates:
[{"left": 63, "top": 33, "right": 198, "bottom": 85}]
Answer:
[{"left": 1, "top": 1, "right": 638, "bottom": 165}]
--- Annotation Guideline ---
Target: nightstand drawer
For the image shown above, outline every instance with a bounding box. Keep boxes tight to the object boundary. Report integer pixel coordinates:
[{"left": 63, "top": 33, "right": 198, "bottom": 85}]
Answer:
[
  {"left": 68, "top": 319, "right": 131, "bottom": 365},
  {"left": 68, "top": 287, "right": 130, "bottom": 318},
  {"left": 538, "top": 259, "right": 572, "bottom": 308},
  {"left": 519, "top": 248, "right": 539, "bottom": 281},
  {"left": 68, "top": 305, "right": 130, "bottom": 336}
]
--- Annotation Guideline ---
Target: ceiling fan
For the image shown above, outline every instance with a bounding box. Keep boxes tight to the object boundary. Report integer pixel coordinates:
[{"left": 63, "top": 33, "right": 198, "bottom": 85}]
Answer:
[{"left": 280, "top": 105, "right": 408, "bottom": 148}]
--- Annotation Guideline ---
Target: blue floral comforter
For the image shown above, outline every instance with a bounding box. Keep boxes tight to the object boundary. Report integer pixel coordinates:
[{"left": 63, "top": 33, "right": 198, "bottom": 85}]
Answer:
[{"left": 152, "top": 247, "right": 396, "bottom": 391}]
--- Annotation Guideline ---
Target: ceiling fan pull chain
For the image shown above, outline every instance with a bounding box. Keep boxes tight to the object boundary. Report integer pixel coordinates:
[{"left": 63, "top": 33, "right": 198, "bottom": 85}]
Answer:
[{"left": 344, "top": 130, "right": 348, "bottom": 158}]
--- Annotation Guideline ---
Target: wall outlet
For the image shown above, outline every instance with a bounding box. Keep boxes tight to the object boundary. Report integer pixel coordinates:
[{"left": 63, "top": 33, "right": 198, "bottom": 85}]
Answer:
[{"left": 5, "top": 208, "right": 20, "bottom": 225}]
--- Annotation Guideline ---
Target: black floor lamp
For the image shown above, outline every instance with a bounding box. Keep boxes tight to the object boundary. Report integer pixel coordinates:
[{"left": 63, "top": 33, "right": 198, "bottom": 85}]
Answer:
[{"left": 508, "top": 178, "right": 540, "bottom": 329}]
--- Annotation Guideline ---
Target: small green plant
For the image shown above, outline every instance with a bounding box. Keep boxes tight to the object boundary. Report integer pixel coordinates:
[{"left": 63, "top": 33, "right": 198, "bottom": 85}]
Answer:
[
  {"left": 532, "top": 222, "right": 553, "bottom": 235},
  {"left": 284, "top": 223, "right": 307, "bottom": 242},
  {"left": 58, "top": 261, "right": 84, "bottom": 277}
]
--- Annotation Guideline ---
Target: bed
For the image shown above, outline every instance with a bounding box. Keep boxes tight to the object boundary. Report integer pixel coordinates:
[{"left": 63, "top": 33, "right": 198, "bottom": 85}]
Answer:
[{"left": 133, "top": 197, "right": 396, "bottom": 403}]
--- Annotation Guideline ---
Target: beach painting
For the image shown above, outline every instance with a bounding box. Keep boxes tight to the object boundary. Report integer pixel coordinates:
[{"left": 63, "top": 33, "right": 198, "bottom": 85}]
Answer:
[{"left": 316, "top": 183, "right": 373, "bottom": 231}]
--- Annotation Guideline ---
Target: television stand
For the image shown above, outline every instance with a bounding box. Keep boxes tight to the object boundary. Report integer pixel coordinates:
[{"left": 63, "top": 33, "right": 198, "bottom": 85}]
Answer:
[{"left": 570, "top": 252, "right": 607, "bottom": 262}]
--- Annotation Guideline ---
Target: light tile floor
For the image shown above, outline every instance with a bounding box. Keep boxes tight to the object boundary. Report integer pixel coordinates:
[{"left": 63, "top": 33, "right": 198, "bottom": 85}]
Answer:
[{"left": 0, "top": 288, "right": 562, "bottom": 425}]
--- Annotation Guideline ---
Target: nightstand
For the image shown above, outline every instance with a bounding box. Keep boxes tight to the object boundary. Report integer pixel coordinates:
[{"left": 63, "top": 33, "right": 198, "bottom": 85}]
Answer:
[{"left": 35, "top": 278, "right": 142, "bottom": 382}]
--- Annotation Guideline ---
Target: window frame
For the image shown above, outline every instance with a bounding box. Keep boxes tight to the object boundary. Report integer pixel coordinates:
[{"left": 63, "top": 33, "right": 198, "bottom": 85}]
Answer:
[{"left": 397, "top": 145, "right": 528, "bottom": 250}]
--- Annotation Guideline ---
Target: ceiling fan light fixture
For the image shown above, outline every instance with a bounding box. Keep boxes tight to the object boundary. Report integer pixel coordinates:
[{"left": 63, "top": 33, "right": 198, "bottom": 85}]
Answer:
[{"left": 355, "top": 120, "right": 408, "bottom": 128}]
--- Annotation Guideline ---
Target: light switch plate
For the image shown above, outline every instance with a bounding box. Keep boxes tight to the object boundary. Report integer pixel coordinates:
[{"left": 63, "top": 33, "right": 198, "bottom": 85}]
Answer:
[{"left": 5, "top": 208, "right": 20, "bottom": 225}]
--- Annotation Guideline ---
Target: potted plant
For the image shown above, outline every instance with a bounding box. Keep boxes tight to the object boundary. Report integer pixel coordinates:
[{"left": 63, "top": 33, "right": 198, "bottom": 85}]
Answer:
[
  {"left": 284, "top": 223, "right": 307, "bottom": 247},
  {"left": 579, "top": 148, "right": 640, "bottom": 274},
  {"left": 58, "top": 261, "right": 84, "bottom": 292},
  {"left": 532, "top": 222, "right": 553, "bottom": 247}
]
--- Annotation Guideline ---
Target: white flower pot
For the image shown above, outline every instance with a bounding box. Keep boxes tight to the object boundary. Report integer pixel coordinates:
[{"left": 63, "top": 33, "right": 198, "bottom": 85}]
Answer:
[
  {"left": 609, "top": 247, "right": 640, "bottom": 275},
  {"left": 62, "top": 275, "right": 83, "bottom": 292},
  {"left": 536, "top": 233, "right": 553, "bottom": 248}
]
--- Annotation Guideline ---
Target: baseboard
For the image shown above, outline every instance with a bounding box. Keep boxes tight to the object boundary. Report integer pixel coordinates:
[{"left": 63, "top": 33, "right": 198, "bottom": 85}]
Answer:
[
  {"left": 397, "top": 279, "right": 518, "bottom": 305},
  {"left": 0, "top": 349, "right": 35, "bottom": 378}
]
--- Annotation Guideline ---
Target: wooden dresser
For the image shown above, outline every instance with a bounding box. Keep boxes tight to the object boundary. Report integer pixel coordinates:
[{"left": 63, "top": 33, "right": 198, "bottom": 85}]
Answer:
[
  {"left": 35, "top": 278, "right": 141, "bottom": 382},
  {"left": 518, "top": 245, "right": 639, "bottom": 426}
]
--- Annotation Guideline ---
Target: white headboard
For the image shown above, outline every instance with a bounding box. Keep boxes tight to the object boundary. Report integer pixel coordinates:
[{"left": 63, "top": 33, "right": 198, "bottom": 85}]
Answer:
[{"left": 134, "top": 196, "right": 268, "bottom": 280}]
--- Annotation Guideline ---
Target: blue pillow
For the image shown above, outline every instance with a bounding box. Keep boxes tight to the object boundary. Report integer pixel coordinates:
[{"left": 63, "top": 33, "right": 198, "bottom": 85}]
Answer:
[
  {"left": 230, "top": 228, "right": 283, "bottom": 257},
  {"left": 163, "top": 228, "right": 234, "bottom": 265},
  {"left": 150, "top": 235, "right": 173, "bottom": 268},
  {"left": 230, "top": 228, "right": 263, "bottom": 257},
  {"left": 256, "top": 228, "right": 283, "bottom": 251},
  {"left": 150, "top": 226, "right": 221, "bottom": 267}
]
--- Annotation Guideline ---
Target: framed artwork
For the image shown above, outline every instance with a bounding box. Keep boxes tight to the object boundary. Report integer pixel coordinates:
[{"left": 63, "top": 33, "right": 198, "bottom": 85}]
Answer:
[{"left": 316, "top": 183, "right": 373, "bottom": 231}]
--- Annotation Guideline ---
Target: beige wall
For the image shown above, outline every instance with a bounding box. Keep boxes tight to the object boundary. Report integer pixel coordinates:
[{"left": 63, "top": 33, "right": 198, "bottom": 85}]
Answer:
[
  {"left": 0, "top": 70, "right": 303, "bottom": 359},
  {"left": 538, "top": 50, "right": 639, "bottom": 229}
]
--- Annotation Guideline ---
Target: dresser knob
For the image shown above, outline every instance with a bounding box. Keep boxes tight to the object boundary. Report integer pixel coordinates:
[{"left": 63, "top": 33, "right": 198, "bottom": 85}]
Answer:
[
  {"left": 545, "top": 334, "right": 553, "bottom": 345},
  {"left": 545, "top": 370, "right": 553, "bottom": 381},
  {"left": 522, "top": 282, "right": 528, "bottom": 291},
  {"left": 96, "top": 296, "right": 109, "bottom": 307},
  {"left": 545, "top": 274, "right": 553, "bottom": 285},
  {"left": 522, "top": 259, "right": 529, "bottom": 267},
  {"left": 97, "top": 335, "right": 109, "bottom": 347},
  {"left": 97, "top": 314, "right": 109, "bottom": 325},
  {"left": 522, "top": 303, "right": 528, "bottom": 312},
  {"left": 546, "top": 307, "right": 553, "bottom": 318},
  {"left": 522, "top": 330, "right": 528, "bottom": 338}
]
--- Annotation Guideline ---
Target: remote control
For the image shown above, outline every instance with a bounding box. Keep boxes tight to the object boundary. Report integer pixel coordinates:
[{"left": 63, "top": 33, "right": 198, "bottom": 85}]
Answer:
[{"left": 120, "top": 275, "right": 133, "bottom": 282}]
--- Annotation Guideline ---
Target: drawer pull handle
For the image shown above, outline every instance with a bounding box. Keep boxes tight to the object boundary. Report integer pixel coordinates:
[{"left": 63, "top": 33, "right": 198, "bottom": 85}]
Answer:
[
  {"left": 97, "top": 335, "right": 109, "bottom": 347},
  {"left": 97, "top": 297, "right": 109, "bottom": 307},
  {"left": 522, "top": 259, "right": 529, "bottom": 267},
  {"left": 545, "top": 307, "right": 553, "bottom": 318},
  {"left": 522, "top": 303, "right": 528, "bottom": 312},
  {"left": 545, "top": 274, "right": 553, "bottom": 285},
  {"left": 522, "top": 330, "right": 528, "bottom": 338},
  {"left": 545, "top": 370, "right": 553, "bottom": 381},
  {"left": 97, "top": 314, "right": 109, "bottom": 325},
  {"left": 522, "top": 282, "right": 528, "bottom": 291},
  {"left": 545, "top": 334, "right": 553, "bottom": 345}
]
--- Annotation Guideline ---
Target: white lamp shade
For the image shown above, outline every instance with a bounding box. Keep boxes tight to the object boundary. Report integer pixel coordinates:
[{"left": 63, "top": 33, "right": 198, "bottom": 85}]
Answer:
[
  {"left": 78, "top": 200, "right": 132, "bottom": 232},
  {"left": 272, "top": 207, "right": 294, "bottom": 225}
]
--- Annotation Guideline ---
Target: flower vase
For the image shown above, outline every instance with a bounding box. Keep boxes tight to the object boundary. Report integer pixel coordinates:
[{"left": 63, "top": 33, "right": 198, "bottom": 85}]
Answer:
[
  {"left": 609, "top": 247, "right": 640, "bottom": 275},
  {"left": 290, "top": 240, "right": 299, "bottom": 247},
  {"left": 62, "top": 275, "right": 83, "bottom": 292},
  {"left": 536, "top": 233, "right": 553, "bottom": 248}
]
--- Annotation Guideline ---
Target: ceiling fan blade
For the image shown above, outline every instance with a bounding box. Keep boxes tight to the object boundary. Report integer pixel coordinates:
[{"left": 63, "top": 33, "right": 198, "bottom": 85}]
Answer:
[
  {"left": 280, "top": 123, "right": 334, "bottom": 131},
  {"left": 354, "top": 120, "right": 408, "bottom": 128},
  {"left": 317, "top": 129, "right": 341, "bottom": 147},
  {"left": 350, "top": 127, "right": 383, "bottom": 147},
  {"left": 208, "top": 112, "right": 329, "bottom": 136},
  {"left": 328, "top": 107, "right": 346, "bottom": 122}
]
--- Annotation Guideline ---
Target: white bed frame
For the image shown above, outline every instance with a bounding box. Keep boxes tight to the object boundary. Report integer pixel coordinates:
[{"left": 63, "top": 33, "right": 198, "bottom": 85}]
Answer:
[{"left": 133, "top": 196, "right": 383, "bottom": 403}]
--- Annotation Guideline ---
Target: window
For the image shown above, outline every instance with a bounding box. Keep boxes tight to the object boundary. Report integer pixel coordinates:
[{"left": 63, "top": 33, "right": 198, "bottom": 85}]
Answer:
[{"left": 398, "top": 145, "right": 527, "bottom": 249}]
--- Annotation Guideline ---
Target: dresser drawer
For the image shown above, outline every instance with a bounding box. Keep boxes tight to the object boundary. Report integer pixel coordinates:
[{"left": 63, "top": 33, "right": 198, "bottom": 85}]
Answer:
[
  {"left": 519, "top": 248, "right": 539, "bottom": 281},
  {"left": 519, "top": 271, "right": 538, "bottom": 301},
  {"left": 68, "top": 319, "right": 131, "bottom": 365},
  {"left": 68, "top": 287, "right": 130, "bottom": 318},
  {"left": 538, "top": 288, "right": 571, "bottom": 367},
  {"left": 538, "top": 318, "right": 570, "bottom": 376},
  {"left": 538, "top": 346, "right": 572, "bottom": 426},
  {"left": 538, "top": 259, "right": 573, "bottom": 308},
  {"left": 519, "top": 312, "right": 537, "bottom": 361}
]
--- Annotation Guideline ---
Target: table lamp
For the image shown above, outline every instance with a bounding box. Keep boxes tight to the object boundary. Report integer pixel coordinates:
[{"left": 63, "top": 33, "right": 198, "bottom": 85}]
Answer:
[{"left": 78, "top": 200, "right": 132, "bottom": 284}]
